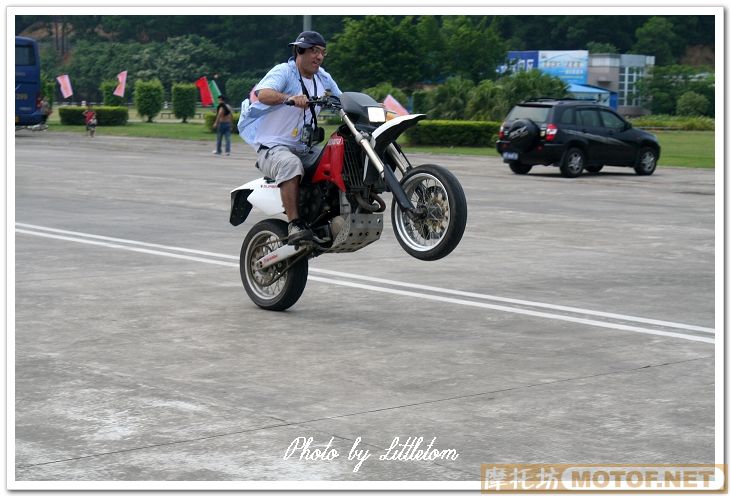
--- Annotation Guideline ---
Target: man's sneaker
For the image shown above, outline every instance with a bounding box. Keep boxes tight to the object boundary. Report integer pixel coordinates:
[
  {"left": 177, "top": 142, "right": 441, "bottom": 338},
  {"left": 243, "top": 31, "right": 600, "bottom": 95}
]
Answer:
[{"left": 288, "top": 219, "right": 313, "bottom": 245}]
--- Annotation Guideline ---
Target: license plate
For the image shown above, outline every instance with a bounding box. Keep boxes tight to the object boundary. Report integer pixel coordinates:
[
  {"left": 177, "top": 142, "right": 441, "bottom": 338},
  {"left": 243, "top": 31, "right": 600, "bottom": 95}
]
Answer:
[{"left": 502, "top": 152, "right": 518, "bottom": 160}]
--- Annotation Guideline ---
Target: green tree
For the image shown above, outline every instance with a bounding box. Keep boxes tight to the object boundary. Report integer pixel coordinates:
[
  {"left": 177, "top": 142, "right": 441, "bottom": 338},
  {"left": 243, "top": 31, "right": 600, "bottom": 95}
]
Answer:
[
  {"left": 636, "top": 65, "right": 714, "bottom": 115},
  {"left": 133, "top": 35, "right": 232, "bottom": 93},
  {"left": 172, "top": 83, "right": 197, "bottom": 122},
  {"left": 465, "top": 79, "right": 508, "bottom": 121},
  {"left": 414, "top": 16, "right": 446, "bottom": 83},
  {"left": 60, "top": 40, "right": 141, "bottom": 102},
  {"left": 41, "top": 80, "right": 56, "bottom": 104},
  {"left": 586, "top": 41, "right": 619, "bottom": 54},
  {"left": 425, "top": 76, "right": 476, "bottom": 120},
  {"left": 100, "top": 81, "right": 125, "bottom": 106},
  {"left": 327, "top": 16, "right": 421, "bottom": 90},
  {"left": 226, "top": 75, "right": 262, "bottom": 109},
  {"left": 361, "top": 82, "right": 408, "bottom": 104},
  {"left": 632, "top": 16, "right": 677, "bottom": 65},
  {"left": 134, "top": 79, "right": 164, "bottom": 122},
  {"left": 497, "top": 70, "right": 568, "bottom": 110},
  {"left": 676, "top": 91, "right": 709, "bottom": 116},
  {"left": 442, "top": 16, "right": 506, "bottom": 82}
]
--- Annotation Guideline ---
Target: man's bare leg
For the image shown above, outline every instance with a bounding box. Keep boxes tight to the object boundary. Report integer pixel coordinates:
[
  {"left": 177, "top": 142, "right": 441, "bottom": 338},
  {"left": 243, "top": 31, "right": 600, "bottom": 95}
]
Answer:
[
  {"left": 279, "top": 176, "right": 300, "bottom": 221},
  {"left": 280, "top": 176, "right": 312, "bottom": 244}
]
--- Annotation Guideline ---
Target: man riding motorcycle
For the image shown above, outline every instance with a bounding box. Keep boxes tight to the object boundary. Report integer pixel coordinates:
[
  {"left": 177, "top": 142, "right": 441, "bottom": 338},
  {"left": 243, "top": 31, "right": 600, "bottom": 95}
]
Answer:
[{"left": 237, "top": 30, "right": 342, "bottom": 245}]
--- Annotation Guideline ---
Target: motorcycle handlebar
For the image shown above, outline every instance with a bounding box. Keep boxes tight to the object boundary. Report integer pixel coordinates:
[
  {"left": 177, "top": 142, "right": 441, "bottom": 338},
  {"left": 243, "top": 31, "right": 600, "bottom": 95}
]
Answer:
[{"left": 284, "top": 95, "right": 341, "bottom": 109}]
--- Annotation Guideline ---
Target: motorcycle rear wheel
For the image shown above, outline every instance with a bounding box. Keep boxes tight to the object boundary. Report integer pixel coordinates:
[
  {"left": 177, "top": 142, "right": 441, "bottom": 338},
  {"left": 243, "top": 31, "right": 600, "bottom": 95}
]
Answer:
[
  {"left": 240, "top": 219, "right": 308, "bottom": 311},
  {"left": 391, "top": 164, "right": 467, "bottom": 261}
]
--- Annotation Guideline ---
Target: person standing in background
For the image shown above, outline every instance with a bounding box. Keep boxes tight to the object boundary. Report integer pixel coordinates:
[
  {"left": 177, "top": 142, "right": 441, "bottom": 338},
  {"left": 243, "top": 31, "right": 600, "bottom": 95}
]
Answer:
[
  {"left": 83, "top": 104, "right": 97, "bottom": 138},
  {"left": 213, "top": 95, "right": 233, "bottom": 156}
]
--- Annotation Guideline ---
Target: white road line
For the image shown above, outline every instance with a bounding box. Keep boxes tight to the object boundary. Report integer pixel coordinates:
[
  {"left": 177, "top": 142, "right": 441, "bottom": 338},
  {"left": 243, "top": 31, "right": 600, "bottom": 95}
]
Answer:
[
  {"left": 16, "top": 223, "right": 236, "bottom": 260},
  {"left": 309, "top": 268, "right": 715, "bottom": 334},
  {"left": 15, "top": 224, "right": 714, "bottom": 344},
  {"left": 16, "top": 223, "right": 715, "bottom": 334},
  {"left": 15, "top": 229, "right": 237, "bottom": 268},
  {"left": 307, "top": 276, "right": 714, "bottom": 344}
]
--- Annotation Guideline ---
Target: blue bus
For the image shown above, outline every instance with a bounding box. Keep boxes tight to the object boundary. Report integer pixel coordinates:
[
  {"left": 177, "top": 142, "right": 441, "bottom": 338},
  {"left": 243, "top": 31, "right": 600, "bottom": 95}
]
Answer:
[{"left": 15, "top": 36, "right": 43, "bottom": 127}]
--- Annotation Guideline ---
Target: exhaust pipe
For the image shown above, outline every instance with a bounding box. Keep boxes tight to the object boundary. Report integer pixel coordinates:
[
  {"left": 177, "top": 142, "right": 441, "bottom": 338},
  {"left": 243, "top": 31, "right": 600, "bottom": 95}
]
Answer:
[{"left": 255, "top": 244, "right": 303, "bottom": 270}]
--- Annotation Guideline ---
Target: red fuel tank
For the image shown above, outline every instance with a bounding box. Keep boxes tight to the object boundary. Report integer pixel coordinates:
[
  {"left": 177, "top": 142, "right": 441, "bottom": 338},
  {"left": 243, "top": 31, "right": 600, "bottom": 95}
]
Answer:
[{"left": 312, "top": 133, "right": 346, "bottom": 192}]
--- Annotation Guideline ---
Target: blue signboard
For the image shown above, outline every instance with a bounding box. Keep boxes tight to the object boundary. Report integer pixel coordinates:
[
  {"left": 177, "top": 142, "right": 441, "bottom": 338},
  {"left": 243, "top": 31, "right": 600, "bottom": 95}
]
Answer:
[
  {"left": 537, "top": 50, "right": 588, "bottom": 84},
  {"left": 506, "top": 51, "right": 539, "bottom": 73}
]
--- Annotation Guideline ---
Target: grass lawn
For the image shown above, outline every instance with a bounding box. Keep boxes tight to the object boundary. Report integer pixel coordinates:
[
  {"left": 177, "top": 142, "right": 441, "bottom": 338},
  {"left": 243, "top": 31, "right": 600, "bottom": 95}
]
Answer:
[
  {"left": 653, "top": 131, "right": 715, "bottom": 169},
  {"left": 48, "top": 120, "right": 215, "bottom": 141},
  {"left": 46, "top": 118, "right": 715, "bottom": 169}
]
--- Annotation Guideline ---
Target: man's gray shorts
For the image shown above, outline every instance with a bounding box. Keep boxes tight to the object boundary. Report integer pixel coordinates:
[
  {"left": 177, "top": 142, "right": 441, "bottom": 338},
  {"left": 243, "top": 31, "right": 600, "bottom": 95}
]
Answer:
[{"left": 257, "top": 145, "right": 321, "bottom": 186}]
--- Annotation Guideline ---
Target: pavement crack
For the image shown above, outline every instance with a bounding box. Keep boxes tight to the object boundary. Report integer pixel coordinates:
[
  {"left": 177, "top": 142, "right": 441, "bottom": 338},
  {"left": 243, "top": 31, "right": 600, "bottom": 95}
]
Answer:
[
  {"left": 289, "top": 356, "right": 714, "bottom": 424},
  {"left": 16, "top": 356, "right": 712, "bottom": 471}
]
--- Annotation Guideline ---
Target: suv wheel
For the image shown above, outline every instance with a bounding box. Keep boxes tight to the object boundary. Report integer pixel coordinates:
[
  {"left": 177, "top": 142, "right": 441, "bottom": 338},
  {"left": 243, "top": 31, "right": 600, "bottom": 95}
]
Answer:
[
  {"left": 560, "top": 148, "right": 585, "bottom": 178},
  {"left": 508, "top": 161, "right": 532, "bottom": 175},
  {"left": 634, "top": 147, "right": 657, "bottom": 175}
]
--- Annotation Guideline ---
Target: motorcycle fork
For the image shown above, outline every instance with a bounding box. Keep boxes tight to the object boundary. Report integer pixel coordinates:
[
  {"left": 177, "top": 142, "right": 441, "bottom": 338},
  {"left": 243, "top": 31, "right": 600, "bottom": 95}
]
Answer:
[{"left": 340, "top": 111, "right": 422, "bottom": 218}]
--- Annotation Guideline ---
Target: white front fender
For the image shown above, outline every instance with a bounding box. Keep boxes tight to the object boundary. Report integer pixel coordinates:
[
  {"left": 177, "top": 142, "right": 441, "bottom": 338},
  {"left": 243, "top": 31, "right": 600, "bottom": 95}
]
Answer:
[{"left": 371, "top": 114, "right": 426, "bottom": 155}]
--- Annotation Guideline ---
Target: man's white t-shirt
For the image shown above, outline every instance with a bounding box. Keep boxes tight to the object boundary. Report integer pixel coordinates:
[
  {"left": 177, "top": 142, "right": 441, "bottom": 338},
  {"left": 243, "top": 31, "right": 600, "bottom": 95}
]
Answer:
[{"left": 255, "top": 76, "right": 321, "bottom": 152}]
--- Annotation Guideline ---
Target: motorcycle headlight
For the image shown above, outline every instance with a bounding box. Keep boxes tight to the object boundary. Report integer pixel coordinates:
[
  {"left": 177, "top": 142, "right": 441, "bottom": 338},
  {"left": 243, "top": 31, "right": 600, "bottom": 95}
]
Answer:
[{"left": 367, "top": 107, "right": 386, "bottom": 123}]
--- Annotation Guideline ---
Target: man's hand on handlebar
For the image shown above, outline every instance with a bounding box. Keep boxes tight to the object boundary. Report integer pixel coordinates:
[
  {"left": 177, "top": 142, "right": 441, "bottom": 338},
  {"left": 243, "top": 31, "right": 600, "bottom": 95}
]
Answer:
[
  {"left": 285, "top": 95, "right": 310, "bottom": 109},
  {"left": 283, "top": 94, "right": 340, "bottom": 110}
]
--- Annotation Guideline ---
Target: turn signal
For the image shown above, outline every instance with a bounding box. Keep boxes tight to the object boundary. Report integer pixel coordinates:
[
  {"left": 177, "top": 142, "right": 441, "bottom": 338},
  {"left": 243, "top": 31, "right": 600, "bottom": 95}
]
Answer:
[{"left": 499, "top": 124, "right": 505, "bottom": 139}]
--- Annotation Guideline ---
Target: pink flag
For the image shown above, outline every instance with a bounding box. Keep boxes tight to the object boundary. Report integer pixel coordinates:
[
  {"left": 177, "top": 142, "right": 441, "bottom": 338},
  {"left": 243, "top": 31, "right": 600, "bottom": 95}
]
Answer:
[
  {"left": 383, "top": 94, "right": 409, "bottom": 116},
  {"left": 113, "top": 70, "right": 127, "bottom": 97},
  {"left": 56, "top": 74, "right": 73, "bottom": 98}
]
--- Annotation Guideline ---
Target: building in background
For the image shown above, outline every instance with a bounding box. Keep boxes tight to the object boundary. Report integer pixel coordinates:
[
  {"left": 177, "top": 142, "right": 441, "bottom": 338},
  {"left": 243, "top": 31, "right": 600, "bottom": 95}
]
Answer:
[
  {"left": 503, "top": 50, "right": 655, "bottom": 116},
  {"left": 588, "top": 53, "right": 655, "bottom": 116}
]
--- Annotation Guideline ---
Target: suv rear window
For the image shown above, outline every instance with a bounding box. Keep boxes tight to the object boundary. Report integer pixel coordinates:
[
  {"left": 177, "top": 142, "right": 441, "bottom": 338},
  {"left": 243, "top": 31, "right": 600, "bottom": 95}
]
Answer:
[{"left": 507, "top": 105, "right": 550, "bottom": 123}]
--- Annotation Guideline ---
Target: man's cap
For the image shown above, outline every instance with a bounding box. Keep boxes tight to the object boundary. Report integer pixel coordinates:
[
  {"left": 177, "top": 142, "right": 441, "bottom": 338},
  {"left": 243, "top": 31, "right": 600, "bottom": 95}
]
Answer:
[{"left": 289, "top": 31, "right": 326, "bottom": 49}]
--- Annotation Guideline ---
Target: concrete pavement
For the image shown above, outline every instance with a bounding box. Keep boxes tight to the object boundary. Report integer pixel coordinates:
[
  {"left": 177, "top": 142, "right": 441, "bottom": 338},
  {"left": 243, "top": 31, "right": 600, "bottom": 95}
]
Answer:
[{"left": 12, "top": 132, "right": 717, "bottom": 488}]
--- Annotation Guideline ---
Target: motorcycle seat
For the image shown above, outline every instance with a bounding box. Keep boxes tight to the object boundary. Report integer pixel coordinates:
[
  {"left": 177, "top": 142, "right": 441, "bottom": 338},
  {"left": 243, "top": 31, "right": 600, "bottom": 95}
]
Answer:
[{"left": 254, "top": 161, "right": 276, "bottom": 183}]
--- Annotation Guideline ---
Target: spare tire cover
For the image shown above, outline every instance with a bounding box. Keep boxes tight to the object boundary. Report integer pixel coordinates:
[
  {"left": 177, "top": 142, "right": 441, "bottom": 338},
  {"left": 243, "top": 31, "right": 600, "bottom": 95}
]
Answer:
[{"left": 506, "top": 119, "right": 539, "bottom": 152}]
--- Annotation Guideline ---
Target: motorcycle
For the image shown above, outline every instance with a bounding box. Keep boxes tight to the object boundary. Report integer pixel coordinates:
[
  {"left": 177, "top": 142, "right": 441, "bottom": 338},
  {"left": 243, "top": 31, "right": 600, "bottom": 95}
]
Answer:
[{"left": 229, "top": 92, "right": 467, "bottom": 311}]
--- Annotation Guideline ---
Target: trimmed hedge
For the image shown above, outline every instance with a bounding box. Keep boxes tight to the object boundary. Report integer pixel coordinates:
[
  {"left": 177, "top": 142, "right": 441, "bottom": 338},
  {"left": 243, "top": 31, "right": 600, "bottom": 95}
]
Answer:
[
  {"left": 172, "top": 83, "right": 197, "bottom": 122},
  {"left": 407, "top": 120, "right": 501, "bottom": 147},
  {"left": 628, "top": 114, "right": 714, "bottom": 131},
  {"left": 134, "top": 79, "right": 164, "bottom": 122},
  {"left": 204, "top": 111, "right": 240, "bottom": 132},
  {"left": 58, "top": 106, "right": 129, "bottom": 126},
  {"left": 100, "top": 81, "right": 125, "bottom": 106}
]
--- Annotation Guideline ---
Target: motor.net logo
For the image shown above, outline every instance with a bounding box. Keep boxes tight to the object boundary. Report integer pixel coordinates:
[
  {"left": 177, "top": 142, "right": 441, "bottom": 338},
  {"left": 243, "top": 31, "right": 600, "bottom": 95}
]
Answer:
[{"left": 480, "top": 464, "right": 726, "bottom": 492}]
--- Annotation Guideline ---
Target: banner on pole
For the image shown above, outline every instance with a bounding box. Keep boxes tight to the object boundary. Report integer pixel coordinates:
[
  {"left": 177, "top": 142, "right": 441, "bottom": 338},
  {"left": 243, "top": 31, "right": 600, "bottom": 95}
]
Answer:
[
  {"left": 113, "top": 71, "right": 128, "bottom": 97},
  {"left": 196, "top": 76, "right": 213, "bottom": 106},
  {"left": 56, "top": 74, "right": 73, "bottom": 98},
  {"left": 208, "top": 79, "right": 222, "bottom": 102},
  {"left": 383, "top": 94, "right": 409, "bottom": 117}
]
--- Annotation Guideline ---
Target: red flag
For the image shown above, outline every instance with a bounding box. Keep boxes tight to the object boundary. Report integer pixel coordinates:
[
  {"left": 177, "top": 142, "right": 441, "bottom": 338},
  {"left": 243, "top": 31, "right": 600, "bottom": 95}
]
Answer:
[
  {"left": 196, "top": 76, "right": 213, "bottom": 106},
  {"left": 383, "top": 94, "right": 409, "bottom": 116},
  {"left": 113, "top": 70, "right": 127, "bottom": 97},
  {"left": 56, "top": 74, "right": 73, "bottom": 98}
]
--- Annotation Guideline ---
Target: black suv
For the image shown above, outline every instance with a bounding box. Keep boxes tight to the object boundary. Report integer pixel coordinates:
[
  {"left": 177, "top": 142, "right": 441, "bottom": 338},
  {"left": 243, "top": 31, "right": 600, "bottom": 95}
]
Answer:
[{"left": 495, "top": 99, "right": 661, "bottom": 178}]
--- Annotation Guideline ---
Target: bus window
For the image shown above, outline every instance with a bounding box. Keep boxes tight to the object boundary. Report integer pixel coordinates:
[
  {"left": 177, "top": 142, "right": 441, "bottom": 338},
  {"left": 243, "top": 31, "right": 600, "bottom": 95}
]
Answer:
[{"left": 16, "top": 44, "right": 36, "bottom": 66}]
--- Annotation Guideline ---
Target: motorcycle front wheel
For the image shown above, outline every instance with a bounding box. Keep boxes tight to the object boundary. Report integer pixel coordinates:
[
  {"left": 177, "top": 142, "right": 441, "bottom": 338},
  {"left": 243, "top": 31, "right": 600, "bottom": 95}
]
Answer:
[
  {"left": 240, "top": 219, "right": 308, "bottom": 311},
  {"left": 391, "top": 164, "right": 467, "bottom": 261}
]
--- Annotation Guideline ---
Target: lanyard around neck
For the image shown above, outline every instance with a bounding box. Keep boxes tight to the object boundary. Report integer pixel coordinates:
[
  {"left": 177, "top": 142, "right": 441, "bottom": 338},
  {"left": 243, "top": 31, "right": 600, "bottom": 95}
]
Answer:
[{"left": 298, "top": 73, "right": 318, "bottom": 129}]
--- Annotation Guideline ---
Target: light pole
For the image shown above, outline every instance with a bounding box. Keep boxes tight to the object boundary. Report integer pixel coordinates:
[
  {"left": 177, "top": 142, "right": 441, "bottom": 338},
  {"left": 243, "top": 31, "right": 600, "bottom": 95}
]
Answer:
[{"left": 303, "top": 15, "right": 311, "bottom": 32}]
